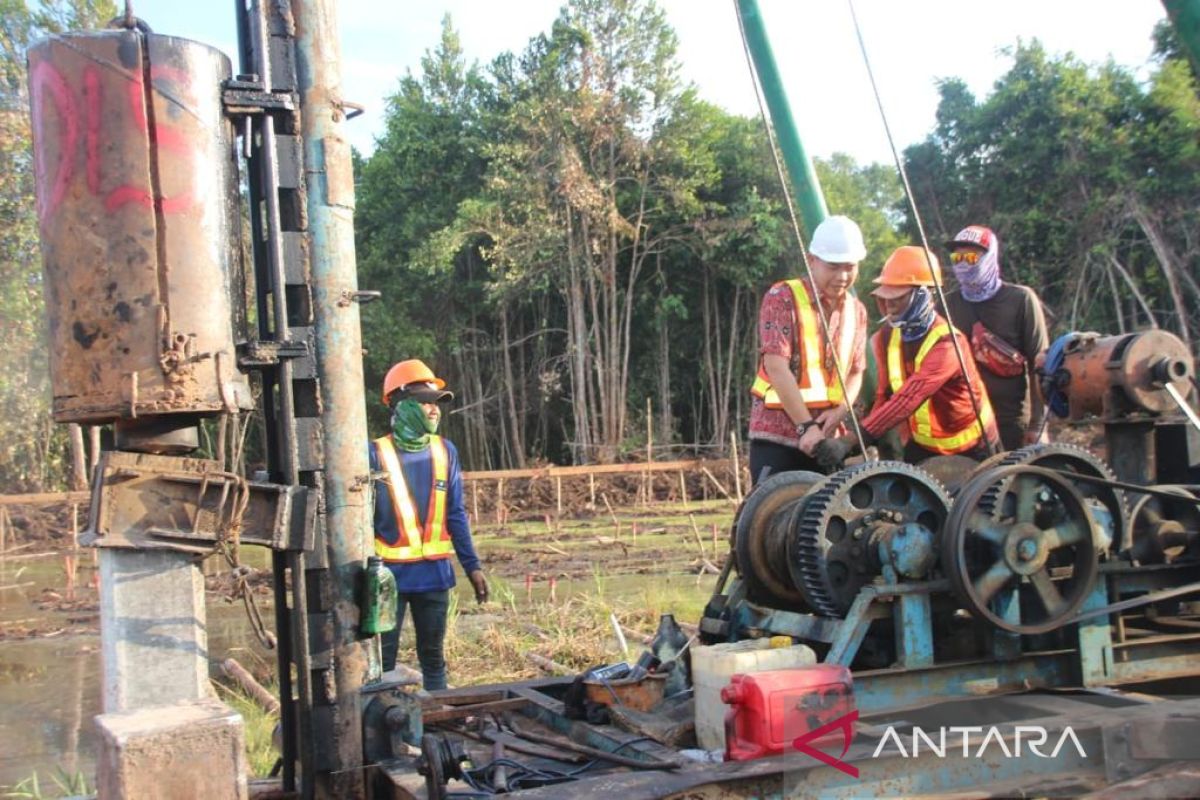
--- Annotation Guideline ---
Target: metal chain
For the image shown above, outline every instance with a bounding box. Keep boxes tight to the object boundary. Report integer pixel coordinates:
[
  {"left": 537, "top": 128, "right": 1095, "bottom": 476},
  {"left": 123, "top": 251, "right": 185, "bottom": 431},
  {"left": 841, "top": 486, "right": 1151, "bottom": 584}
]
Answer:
[{"left": 206, "top": 470, "right": 277, "bottom": 650}]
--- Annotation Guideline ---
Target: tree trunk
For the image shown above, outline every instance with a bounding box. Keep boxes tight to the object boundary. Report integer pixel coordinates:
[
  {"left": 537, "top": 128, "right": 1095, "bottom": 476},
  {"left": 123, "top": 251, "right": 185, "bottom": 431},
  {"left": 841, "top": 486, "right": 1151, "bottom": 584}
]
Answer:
[
  {"left": 501, "top": 303, "right": 525, "bottom": 468},
  {"left": 68, "top": 423, "right": 87, "bottom": 491},
  {"left": 1130, "top": 196, "right": 1192, "bottom": 350}
]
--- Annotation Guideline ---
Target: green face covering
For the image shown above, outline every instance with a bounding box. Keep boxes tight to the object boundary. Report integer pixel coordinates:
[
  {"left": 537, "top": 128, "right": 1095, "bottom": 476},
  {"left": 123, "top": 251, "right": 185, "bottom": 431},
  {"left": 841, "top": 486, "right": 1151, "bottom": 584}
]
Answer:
[{"left": 390, "top": 398, "right": 439, "bottom": 452}]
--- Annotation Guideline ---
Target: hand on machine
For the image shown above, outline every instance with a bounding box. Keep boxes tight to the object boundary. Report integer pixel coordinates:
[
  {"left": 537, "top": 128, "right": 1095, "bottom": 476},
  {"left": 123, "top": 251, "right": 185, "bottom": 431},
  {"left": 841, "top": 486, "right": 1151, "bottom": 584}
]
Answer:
[{"left": 812, "top": 435, "right": 858, "bottom": 472}]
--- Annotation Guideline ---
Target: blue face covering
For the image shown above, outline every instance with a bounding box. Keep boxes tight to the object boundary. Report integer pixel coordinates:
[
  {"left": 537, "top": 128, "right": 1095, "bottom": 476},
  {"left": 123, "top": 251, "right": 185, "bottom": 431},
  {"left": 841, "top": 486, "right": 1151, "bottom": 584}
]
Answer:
[{"left": 888, "top": 287, "right": 936, "bottom": 342}]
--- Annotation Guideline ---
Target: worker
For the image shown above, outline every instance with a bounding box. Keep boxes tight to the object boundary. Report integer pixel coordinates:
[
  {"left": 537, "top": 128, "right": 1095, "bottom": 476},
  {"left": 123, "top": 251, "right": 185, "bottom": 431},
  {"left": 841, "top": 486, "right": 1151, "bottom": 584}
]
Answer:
[
  {"left": 943, "top": 225, "right": 1050, "bottom": 450},
  {"left": 748, "top": 215, "right": 870, "bottom": 484},
  {"left": 371, "top": 359, "right": 488, "bottom": 690},
  {"left": 814, "top": 246, "right": 1000, "bottom": 469}
]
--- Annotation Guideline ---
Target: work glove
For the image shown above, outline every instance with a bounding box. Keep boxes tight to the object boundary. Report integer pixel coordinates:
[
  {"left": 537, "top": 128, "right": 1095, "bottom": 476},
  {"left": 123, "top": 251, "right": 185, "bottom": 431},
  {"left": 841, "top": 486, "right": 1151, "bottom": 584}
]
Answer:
[
  {"left": 469, "top": 569, "right": 489, "bottom": 604},
  {"left": 813, "top": 435, "right": 855, "bottom": 472}
]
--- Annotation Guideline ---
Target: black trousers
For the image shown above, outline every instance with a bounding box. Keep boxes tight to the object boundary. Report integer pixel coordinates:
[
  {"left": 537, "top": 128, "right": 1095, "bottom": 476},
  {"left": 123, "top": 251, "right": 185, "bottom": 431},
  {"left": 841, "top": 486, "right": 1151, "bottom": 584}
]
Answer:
[
  {"left": 748, "top": 439, "right": 822, "bottom": 486},
  {"left": 380, "top": 589, "right": 450, "bottom": 690}
]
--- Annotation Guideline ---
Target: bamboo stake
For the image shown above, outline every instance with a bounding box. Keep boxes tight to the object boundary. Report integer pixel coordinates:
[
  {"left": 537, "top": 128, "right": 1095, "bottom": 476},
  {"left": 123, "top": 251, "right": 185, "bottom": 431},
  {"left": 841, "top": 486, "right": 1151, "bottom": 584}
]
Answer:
[
  {"left": 472, "top": 480, "right": 479, "bottom": 523},
  {"left": 688, "top": 514, "right": 707, "bottom": 559},
  {"left": 730, "top": 431, "right": 743, "bottom": 503},
  {"left": 0, "top": 508, "right": 7, "bottom": 556},
  {"left": 701, "top": 466, "right": 734, "bottom": 502},
  {"left": 678, "top": 471, "right": 688, "bottom": 510},
  {"left": 602, "top": 493, "right": 620, "bottom": 539},
  {"left": 589, "top": 472, "right": 596, "bottom": 507},
  {"left": 711, "top": 522, "right": 719, "bottom": 552},
  {"left": 497, "top": 479, "right": 505, "bottom": 526},
  {"left": 556, "top": 476, "right": 562, "bottom": 517}
]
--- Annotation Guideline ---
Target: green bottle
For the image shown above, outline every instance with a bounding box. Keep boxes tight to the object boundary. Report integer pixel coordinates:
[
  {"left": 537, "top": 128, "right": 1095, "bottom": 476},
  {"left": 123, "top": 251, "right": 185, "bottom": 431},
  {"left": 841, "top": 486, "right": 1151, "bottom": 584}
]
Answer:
[{"left": 361, "top": 556, "right": 397, "bottom": 635}]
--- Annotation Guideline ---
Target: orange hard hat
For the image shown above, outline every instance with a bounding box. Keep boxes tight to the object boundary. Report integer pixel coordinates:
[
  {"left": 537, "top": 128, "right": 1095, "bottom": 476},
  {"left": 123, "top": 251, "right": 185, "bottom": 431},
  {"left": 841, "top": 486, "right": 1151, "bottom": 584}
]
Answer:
[
  {"left": 382, "top": 359, "right": 448, "bottom": 405},
  {"left": 871, "top": 246, "right": 942, "bottom": 299}
]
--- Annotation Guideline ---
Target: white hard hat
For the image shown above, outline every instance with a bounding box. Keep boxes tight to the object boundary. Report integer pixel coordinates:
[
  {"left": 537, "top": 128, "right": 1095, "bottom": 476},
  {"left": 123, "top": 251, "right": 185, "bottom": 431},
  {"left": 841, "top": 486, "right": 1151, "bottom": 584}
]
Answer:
[{"left": 809, "top": 215, "right": 866, "bottom": 263}]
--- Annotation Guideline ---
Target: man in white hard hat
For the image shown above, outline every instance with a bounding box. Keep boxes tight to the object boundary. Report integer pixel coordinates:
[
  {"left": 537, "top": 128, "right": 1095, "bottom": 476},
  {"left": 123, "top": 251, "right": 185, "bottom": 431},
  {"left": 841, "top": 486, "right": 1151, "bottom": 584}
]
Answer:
[{"left": 748, "top": 215, "right": 869, "bottom": 484}]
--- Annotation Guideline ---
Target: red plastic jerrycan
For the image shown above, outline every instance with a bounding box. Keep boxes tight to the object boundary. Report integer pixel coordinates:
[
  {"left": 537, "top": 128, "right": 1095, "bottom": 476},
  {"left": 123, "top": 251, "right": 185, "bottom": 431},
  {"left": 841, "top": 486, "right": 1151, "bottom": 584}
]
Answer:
[{"left": 721, "top": 665, "right": 855, "bottom": 762}]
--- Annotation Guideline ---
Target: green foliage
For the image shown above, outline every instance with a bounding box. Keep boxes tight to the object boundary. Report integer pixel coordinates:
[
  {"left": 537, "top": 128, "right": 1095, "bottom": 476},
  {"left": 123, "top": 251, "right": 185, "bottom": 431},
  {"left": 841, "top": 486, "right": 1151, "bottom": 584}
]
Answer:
[
  {"left": 904, "top": 37, "right": 1200, "bottom": 341},
  {"left": 1, "top": 766, "right": 90, "bottom": 799},
  {"left": 0, "top": 1, "right": 114, "bottom": 492}
]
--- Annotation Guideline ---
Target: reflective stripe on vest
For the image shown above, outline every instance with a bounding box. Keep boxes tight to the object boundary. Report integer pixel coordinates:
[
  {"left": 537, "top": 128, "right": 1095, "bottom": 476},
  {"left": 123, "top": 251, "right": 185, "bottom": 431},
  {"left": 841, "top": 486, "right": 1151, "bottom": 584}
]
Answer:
[
  {"left": 886, "top": 324, "right": 995, "bottom": 455},
  {"left": 374, "top": 435, "right": 453, "bottom": 562},
  {"left": 750, "top": 279, "right": 858, "bottom": 409}
]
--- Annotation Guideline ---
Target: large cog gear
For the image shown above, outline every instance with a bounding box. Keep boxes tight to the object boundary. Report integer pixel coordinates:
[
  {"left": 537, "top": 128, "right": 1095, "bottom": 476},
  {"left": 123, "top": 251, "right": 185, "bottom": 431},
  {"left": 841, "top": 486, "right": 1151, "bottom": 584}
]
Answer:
[
  {"left": 787, "top": 460, "right": 951, "bottom": 617},
  {"left": 977, "top": 442, "right": 1126, "bottom": 539}
]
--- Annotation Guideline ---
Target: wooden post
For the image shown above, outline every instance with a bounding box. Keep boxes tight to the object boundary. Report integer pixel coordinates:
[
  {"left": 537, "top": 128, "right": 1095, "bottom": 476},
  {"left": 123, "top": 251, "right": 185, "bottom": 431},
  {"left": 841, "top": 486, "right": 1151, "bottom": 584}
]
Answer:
[
  {"left": 730, "top": 431, "right": 743, "bottom": 503},
  {"left": 68, "top": 423, "right": 88, "bottom": 491},
  {"left": 0, "top": 508, "right": 7, "bottom": 555},
  {"left": 556, "top": 476, "right": 562, "bottom": 517},
  {"left": 711, "top": 522, "right": 719, "bottom": 553},
  {"left": 678, "top": 471, "right": 688, "bottom": 510},
  {"left": 497, "top": 479, "right": 505, "bottom": 526},
  {"left": 589, "top": 472, "right": 596, "bottom": 507},
  {"left": 71, "top": 503, "right": 79, "bottom": 552},
  {"left": 472, "top": 480, "right": 479, "bottom": 523},
  {"left": 87, "top": 426, "right": 101, "bottom": 475}
]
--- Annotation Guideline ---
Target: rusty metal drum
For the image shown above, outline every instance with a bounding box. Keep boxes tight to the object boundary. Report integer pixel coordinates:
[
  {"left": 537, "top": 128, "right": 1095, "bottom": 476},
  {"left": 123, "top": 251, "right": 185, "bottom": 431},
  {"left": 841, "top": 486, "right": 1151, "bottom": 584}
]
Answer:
[
  {"left": 28, "top": 29, "right": 252, "bottom": 423},
  {"left": 1059, "top": 331, "right": 1194, "bottom": 419}
]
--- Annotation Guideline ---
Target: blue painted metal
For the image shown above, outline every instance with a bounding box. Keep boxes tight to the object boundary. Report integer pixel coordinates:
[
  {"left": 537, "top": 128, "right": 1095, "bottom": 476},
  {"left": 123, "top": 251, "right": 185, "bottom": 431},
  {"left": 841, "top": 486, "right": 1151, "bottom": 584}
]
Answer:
[
  {"left": 735, "top": 602, "right": 849, "bottom": 643},
  {"left": 1077, "top": 580, "right": 1114, "bottom": 686},
  {"left": 880, "top": 523, "right": 937, "bottom": 581},
  {"left": 826, "top": 590, "right": 879, "bottom": 666},
  {"left": 893, "top": 594, "right": 933, "bottom": 668},
  {"left": 292, "top": 1, "right": 373, "bottom": 796},
  {"left": 853, "top": 652, "right": 1073, "bottom": 714},
  {"left": 993, "top": 588, "right": 1022, "bottom": 660}
]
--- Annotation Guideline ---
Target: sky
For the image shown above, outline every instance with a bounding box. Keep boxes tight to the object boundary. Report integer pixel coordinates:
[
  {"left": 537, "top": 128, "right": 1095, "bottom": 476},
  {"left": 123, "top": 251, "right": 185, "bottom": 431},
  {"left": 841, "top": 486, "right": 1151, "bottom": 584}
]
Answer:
[{"left": 128, "top": 1, "right": 1169, "bottom": 166}]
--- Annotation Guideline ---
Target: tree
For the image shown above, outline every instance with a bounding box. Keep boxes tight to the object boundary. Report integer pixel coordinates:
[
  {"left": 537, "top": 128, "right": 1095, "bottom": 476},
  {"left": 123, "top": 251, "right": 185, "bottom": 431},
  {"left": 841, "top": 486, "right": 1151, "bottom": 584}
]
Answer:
[{"left": 0, "top": 0, "right": 115, "bottom": 491}]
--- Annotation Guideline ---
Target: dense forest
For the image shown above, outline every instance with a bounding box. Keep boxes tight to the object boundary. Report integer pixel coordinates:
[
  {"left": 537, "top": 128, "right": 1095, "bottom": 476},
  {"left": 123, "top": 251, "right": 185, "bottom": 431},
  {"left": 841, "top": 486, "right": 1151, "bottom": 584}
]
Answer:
[{"left": 0, "top": 0, "right": 1197, "bottom": 489}]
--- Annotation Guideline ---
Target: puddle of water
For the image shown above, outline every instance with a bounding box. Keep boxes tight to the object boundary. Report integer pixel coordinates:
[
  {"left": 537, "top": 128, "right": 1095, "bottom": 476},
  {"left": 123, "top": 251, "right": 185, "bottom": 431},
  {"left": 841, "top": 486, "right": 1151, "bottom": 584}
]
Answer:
[
  {"left": 0, "top": 550, "right": 717, "bottom": 788},
  {"left": 0, "top": 553, "right": 278, "bottom": 789}
]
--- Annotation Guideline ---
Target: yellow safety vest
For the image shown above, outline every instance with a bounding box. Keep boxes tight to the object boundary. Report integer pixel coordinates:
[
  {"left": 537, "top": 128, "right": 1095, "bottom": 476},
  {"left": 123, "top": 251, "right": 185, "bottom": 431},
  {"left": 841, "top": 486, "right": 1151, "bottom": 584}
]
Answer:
[
  {"left": 750, "top": 279, "right": 859, "bottom": 410},
  {"left": 886, "top": 324, "right": 994, "bottom": 455},
  {"left": 373, "top": 435, "right": 453, "bottom": 562}
]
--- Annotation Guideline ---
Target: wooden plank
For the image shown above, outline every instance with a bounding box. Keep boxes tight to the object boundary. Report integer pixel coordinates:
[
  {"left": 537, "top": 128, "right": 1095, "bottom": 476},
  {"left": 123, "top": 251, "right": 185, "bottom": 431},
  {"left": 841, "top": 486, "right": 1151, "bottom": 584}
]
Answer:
[
  {"left": 0, "top": 491, "right": 90, "bottom": 507},
  {"left": 462, "top": 458, "right": 732, "bottom": 481}
]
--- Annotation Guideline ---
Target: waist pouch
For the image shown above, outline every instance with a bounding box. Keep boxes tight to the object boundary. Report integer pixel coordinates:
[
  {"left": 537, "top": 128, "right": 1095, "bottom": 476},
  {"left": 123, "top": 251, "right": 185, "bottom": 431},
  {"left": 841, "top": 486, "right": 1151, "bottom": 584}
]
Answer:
[{"left": 971, "top": 321, "right": 1026, "bottom": 378}]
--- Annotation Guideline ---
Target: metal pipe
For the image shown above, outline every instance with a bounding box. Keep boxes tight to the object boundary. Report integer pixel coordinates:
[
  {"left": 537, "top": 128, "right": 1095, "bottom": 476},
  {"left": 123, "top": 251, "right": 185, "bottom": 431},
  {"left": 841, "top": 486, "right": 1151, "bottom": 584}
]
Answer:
[
  {"left": 289, "top": 1, "right": 373, "bottom": 797},
  {"left": 1163, "top": 0, "right": 1200, "bottom": 81},
  {"left": 734, "top": 0, "right": 829, "bottom": 235}
]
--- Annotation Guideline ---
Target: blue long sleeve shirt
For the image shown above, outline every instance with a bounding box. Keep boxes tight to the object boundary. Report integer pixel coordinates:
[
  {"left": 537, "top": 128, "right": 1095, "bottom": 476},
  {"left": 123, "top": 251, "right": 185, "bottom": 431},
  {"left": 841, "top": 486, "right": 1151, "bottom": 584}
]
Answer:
[{"left": 369, "top": 437, "right": 481, "bottom": 593}]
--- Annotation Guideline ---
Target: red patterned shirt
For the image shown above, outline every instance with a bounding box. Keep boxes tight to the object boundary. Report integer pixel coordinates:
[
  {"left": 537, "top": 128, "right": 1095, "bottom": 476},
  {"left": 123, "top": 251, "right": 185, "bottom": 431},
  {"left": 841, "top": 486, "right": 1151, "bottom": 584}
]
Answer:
[{"left": 749, "top": 279, "right": 868, "bottom": 447}]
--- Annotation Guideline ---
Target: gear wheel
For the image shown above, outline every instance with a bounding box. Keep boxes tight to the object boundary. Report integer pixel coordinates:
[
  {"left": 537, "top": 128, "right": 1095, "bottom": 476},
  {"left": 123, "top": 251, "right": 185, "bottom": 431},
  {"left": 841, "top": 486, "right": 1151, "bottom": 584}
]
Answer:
[
  {"left": 976, "top": 443, "right": 1126, "bottom": 538},
  {"left": 788, "top": 461, "right": 951, "bottom": 616}
]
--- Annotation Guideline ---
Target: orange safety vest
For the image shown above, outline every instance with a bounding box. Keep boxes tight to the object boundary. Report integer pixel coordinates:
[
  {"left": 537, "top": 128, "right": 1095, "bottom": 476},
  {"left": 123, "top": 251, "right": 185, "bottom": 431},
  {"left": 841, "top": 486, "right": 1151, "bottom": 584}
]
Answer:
[
  {"left": 373, "top": 435, "right": 453, "bottom": 563},
  {"left": 886, "top": 323, "right": 995, "bottom": 455},
  {"left": 750, "top": 279, "right": 859, "bottom": 410}
]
